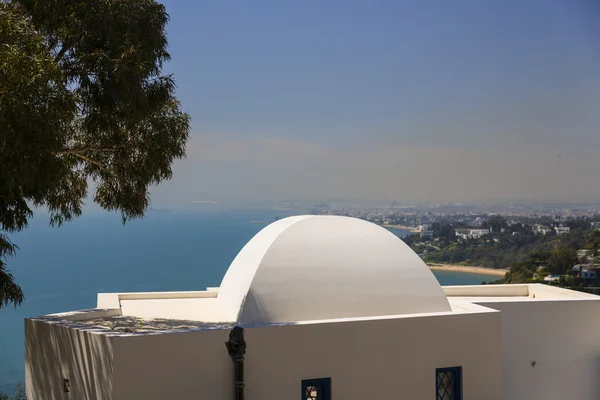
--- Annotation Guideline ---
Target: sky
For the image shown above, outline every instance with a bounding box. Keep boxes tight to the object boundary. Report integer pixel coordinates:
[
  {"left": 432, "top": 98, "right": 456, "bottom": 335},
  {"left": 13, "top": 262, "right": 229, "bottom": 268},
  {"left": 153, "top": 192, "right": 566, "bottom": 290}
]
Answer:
[{"left": 148, "top": 0, "right": 600, "bottom": 206}]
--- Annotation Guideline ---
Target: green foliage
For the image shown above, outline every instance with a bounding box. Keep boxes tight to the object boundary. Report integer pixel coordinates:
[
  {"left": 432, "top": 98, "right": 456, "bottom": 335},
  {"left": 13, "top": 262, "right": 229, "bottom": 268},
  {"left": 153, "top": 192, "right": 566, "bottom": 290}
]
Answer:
[
  {"left": 483, "top": 215, "right": 508, "bottom": 233},
  {"left": 586, "top": 231, "right": 600, "bottom": 257},
  {"left": 0, "top": 383, "right": 26, "bottom": 400},
  {"left": 430, "top": 222, "right": 455, "bottom": 241},
  {"left": 407, "top": 224, "right": 595, "bottom": 285},
  {"left": 501, "top": 262, "right": 533, "bottom": 284},
  {"left": 419, "top": 231, "right": 552, "bottom": 269},
  {"left": 0, "top": 0, "right": 190, "bottom": 308},
  {"left": 547, "top": 247, "right": 578, "bottom": 275},
  {"left": 565, "top": 275, "right": 582, "bottom": 287},
  {"left": 566, "top": 218, "right": 591, "bottom": 231},
  {"left": 416, "top": 228, "right": 587, "bottom": 272},
  {"left": 558, "top": 275, "right": 568, "bottom": 286}
]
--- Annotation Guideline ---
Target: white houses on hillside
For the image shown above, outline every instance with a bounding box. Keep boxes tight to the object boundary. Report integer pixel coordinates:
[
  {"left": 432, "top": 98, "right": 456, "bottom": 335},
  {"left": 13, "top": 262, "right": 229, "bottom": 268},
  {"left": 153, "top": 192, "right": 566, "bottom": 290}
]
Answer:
[
  {"left": 455, "top": 228, "right": 490, "bottom": 240},
  {"left": 578, "top": 249, "right": 591, "bottom": 259},
  {"left": 533, "top": 224, "right": 552, "bottom": 235},
  {"left": 555, "top": 226, "right": 571, "bottom": 235},
  {"left": 25, "top": 216, "right": 600, "bottom": 400}
]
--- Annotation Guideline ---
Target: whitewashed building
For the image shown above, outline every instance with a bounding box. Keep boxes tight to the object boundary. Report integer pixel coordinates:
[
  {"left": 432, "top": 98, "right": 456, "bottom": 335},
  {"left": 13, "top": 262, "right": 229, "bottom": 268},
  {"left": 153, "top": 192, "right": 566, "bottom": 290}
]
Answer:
[
  {"left": 455, "top": 228, "right": 491, "bottom": 240},
  {"left": 578, "top": 249, "right": 591, "bottom": 259},
  {"left": 533, "top": 224, "right": 552, "bottom": 236},
  {"left": 25, "top": 216, "right": 600, "bottom": 400}
]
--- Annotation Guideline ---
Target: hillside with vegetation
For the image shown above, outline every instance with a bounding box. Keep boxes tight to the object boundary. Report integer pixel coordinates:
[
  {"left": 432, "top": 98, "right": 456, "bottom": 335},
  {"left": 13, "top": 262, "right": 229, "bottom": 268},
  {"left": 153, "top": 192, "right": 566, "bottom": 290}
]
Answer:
[{"left": 403, "top": 215, "right": 600, "bottom": 285}]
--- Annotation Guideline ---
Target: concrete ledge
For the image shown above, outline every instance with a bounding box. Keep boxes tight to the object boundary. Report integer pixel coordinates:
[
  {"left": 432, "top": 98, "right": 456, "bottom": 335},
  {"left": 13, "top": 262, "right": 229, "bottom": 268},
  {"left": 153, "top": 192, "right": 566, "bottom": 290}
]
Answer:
[
  {"left": 118, "top": 291, "right": 218, "bottom": 300},
  {"left": 98, "top": 290, "right": 218, "bottom": 304},
  {"left": 98, "top": 293, "right": 121, "bottom": 309},
  {"left": 443, "top": 284, "right": 529, "bottom": 297}
]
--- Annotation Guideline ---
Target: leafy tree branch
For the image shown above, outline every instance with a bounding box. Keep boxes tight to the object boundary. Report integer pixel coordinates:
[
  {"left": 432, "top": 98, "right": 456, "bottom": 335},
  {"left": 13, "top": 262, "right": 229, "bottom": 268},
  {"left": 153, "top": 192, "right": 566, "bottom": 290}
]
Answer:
[{"left": 0, "top": 0, "right": 190, "bottom": 308}]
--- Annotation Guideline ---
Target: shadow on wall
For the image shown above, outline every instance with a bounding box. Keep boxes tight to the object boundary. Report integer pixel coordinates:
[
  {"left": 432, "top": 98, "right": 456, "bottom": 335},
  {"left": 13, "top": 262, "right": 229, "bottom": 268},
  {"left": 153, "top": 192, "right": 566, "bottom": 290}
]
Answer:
[
  {"left": 76, "top": 315, "right": 235, "bottom": 333},
  {"left": 24, "top": 314, "right": 306, "bottom": 399},
  {"left": 25, "top": 319, "right": 113, "bottom": 400}
]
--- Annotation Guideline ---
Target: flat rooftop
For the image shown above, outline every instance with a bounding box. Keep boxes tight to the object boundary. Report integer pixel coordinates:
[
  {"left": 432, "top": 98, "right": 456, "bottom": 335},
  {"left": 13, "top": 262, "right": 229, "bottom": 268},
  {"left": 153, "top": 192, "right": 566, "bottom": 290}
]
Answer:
[
  {"left": 31, "top": 310, "right": 234, "bottom": 336},
  {"left": 444, "top": 283, "right": 599, "bottom": 302},
  {"left": 31, "top": 284, "right": 599, "bottom": 336},
  {"left": 76, "top": 315, "right": 234, "bottom": 333}
]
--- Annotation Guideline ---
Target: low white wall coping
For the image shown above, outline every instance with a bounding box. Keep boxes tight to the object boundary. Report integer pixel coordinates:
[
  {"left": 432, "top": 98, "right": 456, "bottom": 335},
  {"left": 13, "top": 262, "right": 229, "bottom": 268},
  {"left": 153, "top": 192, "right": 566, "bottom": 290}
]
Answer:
[
  {"left": 443, "top": 284, "right": 529, "bottom": 297},
  {"left": 118, "top": 291, "right": 218, "bottom": 300},
  {"left": 444, "top": 284, "right": 600, "bottom": 301},
  {"left": 98, "top": 290, "right": 218, "bottom": 304}
]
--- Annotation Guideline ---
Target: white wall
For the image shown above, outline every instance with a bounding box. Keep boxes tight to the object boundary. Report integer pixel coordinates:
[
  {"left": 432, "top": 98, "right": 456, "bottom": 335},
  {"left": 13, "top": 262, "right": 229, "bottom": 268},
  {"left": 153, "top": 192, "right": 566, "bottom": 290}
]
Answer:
[
  {"left": 98, "top": 291, "right": 226, "bottom": 322},
  {"left": 119, "top": 298, "right": 224, "bottom": 322},
  {"left": 25, "top": 319, "right": 114, "bottom": 400},
  {"left": 70, "top": 310, "right": 501, "bottom": 400},
  {"left": 27, "top": 310, "right": 502, "bottom": 400},
  {"left": 243, "top": 312, "right": 502, "bottom": 400},
  {"left": 27, "top": 284, "right": 600, "bottom": 400},
  {"left": 477, "top": 299, "right": 600, "bottom": 400},
  {"left": 111, "top": 329, "right": 233, "bottom": 400}
]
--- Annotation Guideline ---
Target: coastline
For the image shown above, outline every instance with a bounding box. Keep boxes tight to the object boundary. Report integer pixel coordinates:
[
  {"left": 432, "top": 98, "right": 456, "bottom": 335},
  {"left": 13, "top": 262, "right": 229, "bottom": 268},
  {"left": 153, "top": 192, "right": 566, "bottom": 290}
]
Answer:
[
  {"left": 382, "top": 224, "right": 420, "bottom": 233},
  {"left": 428, "top": 263, "right": 508, "bottom": 277}
]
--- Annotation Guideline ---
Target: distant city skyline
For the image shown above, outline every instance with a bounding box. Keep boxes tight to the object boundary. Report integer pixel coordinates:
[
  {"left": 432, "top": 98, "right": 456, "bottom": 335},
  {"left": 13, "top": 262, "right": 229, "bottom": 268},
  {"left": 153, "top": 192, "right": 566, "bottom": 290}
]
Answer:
[{"left": 147, "top": 0, "right": 600, "bottom": 207}]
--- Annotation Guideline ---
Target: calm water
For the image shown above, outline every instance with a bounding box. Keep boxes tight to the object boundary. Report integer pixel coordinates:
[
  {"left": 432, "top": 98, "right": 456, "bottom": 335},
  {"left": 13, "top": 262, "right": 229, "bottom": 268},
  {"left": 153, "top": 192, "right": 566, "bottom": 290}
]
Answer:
[{"left": 0, "top": 210, "right": 498, "bottom": 391}]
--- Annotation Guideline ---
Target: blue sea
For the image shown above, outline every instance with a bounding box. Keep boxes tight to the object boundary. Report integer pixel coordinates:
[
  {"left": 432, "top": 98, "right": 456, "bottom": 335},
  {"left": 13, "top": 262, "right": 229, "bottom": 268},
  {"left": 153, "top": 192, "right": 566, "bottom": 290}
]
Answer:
[{"left": 0, "top": 210, "right": 499, "bottom": 392}]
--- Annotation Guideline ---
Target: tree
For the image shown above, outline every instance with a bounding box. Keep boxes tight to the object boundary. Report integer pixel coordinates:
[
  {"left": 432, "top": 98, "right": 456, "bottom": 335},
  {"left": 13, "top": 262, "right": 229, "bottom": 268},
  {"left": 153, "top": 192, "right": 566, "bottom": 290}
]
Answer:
[
  {"left": 566, "top": 218, "right": 591, "bottom": 231},
  {"left": 438, "top": 223, "right": 455, "bottom": 240},
  {"left": 0, "top": 0, "right": 190, "bottom": 308},
  {"left": 0, "top": 383, "right": 26, "bottom": 400},
  {"left": 587, "top": 231, "right": 600, "bottom": 257},
  {"left": 486, "top": 215, "right": 508, "bottom": 233},
  {"left": 499, "top": 262, "right": 533, "bottom": 284},
  {"left": 547, "top": 247, "right": 578, "bottom": 276}
]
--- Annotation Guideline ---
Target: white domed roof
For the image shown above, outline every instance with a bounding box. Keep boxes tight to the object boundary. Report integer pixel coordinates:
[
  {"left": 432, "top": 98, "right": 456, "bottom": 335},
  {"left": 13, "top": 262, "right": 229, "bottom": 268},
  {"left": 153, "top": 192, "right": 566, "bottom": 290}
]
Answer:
[{"left": 217, "top": 215, "right": 451, "bottom": 325}]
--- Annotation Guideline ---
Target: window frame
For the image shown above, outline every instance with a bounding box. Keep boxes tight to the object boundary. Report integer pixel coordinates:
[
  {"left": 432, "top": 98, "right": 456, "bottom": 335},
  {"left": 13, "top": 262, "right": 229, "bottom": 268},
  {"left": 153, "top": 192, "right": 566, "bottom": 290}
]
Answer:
[
  {"left": 436, "top": 366, "right": 462, "bottom": 400},
  {"left": 301, "top": 377, "right": 332, "bottom": 400}
]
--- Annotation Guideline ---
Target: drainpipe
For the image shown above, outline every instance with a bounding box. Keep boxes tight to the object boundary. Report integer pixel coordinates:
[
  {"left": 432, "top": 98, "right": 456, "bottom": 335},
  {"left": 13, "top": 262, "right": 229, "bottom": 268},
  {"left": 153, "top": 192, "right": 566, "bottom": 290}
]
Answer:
[{"left": 225, "top": 326, "right": 246, "bottom": 400}]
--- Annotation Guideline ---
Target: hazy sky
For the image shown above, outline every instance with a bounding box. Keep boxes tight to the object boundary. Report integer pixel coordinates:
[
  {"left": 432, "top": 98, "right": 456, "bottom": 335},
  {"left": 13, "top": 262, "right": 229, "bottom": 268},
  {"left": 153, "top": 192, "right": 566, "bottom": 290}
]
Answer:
[{"left": 149, "top": 0, "right": 600, "bottom": 206}]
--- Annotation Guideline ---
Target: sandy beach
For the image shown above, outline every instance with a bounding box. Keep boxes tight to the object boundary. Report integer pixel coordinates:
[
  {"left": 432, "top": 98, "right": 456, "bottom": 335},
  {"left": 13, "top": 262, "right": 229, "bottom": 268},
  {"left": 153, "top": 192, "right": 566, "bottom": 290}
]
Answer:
[
  {"left": 427, "top": 263, "right": 509, "bottom": 276},
  {"left": 381, "top": 224, "right": 420, "bottom": 233}
]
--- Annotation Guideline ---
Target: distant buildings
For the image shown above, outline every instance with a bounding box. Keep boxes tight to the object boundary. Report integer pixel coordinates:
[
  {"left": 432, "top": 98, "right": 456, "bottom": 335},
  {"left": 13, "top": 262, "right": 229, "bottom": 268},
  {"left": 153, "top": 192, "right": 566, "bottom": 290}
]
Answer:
[
  {"left": 470, "top": 228, "right": 492, "bottom": 239},
  {"left": 455, "top": 228, "right": 491, "bottom": 240},
  {"left": 533, "top": 225, "right": 552, "bottom": 235},
  {"left": 591, "top": 222, "right": 600, "bottom": 231},
  {"left": 577, "top": 249, "right": 591, "bottom": 259},
  {"left": 418, "top": 224, "right": 434, "bottom": 240},
  {"left": 455, "top": 230, "right": 468, "bottom": 239},
  {"left": 543, "top": 274, "right": 560, "bottom": 282},
  {"left": 473, "top": 217, "right": 484, "bottom": 227},
  {"left": 420, "top": 230, "right": 434, "bottom": 240},
  {"left": 555, "top": 226, "right": 571, "bottom": 235},
  {"left": 576, "top": 264, "right": 600, "bottom": 286}
]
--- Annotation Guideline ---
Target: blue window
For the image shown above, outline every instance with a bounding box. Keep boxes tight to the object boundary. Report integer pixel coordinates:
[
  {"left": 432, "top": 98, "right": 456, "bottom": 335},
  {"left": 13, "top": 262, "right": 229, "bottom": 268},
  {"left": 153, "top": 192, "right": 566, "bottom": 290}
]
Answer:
[
  {"left": 301, "top": 377, "right": 331, "bottom": 400},
  {"left": 436, "top": 366, "right": 462, "bottom": 400}
]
